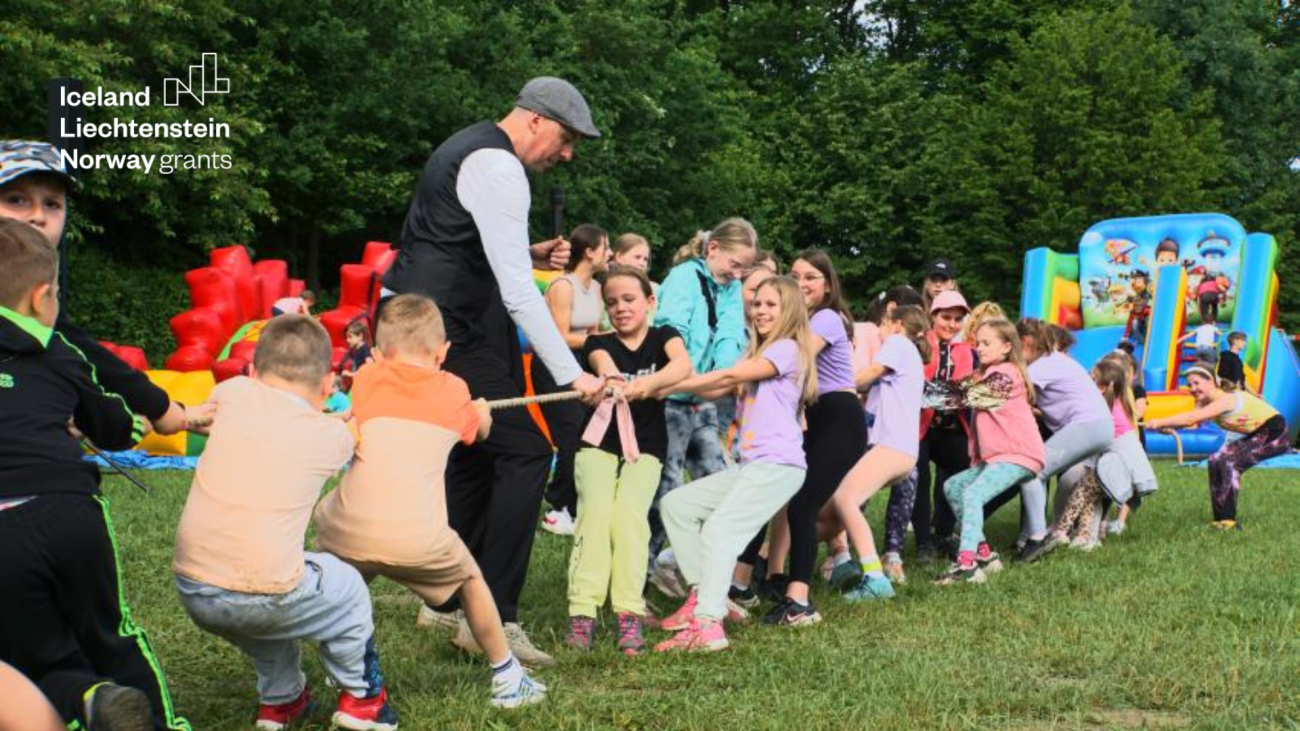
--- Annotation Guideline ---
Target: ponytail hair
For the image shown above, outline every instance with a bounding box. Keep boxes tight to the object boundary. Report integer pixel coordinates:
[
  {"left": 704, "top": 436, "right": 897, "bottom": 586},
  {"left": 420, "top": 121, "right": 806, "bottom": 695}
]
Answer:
[
  {"left": 565, "top": 223, "right": 608, "bottom": 273},
  {"left": 673, "top": 217, "right": 758, "bottom": 265},
  {"left": 888, "top": 304, "right": 932, "bottom": 365},
  {"left": 1091, "top": 358, "right": 1136, "bottom": 424},
  {"left": 1015, "top": 317, "right": 1052, "bottom": 361}
]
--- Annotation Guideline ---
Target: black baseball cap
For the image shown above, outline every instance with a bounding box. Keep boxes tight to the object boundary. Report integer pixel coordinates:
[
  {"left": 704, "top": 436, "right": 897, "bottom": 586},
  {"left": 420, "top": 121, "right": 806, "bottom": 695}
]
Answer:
[{"left": 926, "top": 259, "right": 957, "bottom": 280}]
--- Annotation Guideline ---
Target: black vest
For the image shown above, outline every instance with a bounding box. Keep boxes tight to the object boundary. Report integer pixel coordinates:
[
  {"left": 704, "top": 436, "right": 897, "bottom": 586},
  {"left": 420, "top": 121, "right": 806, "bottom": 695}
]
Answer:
[{"left": 384, "top": 121, "right": 519, "bottom": 343}]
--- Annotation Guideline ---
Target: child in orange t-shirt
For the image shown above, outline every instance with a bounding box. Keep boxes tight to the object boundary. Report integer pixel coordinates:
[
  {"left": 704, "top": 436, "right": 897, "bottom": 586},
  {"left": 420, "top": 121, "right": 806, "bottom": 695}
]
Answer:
[{"left": 313, "top": 294, "right": 545, "bottom": 709}]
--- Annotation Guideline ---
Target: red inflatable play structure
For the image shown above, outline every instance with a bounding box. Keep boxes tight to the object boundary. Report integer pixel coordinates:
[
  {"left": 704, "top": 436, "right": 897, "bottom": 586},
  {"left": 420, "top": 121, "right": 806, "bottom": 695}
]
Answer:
[
  {"left": 317, "top": 241, "right": 397, "bottom": 348},
  {"left": 165, "top": 246, "right": 303, "bottom": 379},
  {"left": 165, "top": 243, "right": 396, "bottom": 382}
]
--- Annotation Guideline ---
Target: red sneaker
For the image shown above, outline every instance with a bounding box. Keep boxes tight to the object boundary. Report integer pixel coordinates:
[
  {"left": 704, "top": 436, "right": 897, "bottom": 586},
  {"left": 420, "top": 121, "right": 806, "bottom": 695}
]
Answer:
[
  {"left": 333, "top": 688, "right": 399, "bottom": 731},
  {"left": 255, "top": 687, "right": 313, "bottom": 730},
  {"left": 659, "top": 589, "right": 698, "bottom": 631}
]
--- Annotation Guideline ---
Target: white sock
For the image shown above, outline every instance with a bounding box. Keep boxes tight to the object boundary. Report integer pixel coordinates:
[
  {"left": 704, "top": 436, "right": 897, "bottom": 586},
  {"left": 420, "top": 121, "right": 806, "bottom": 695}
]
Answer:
[
  {"left": 832, "top": 551, "right": 852, "bottom": 566},
  {"left": 491, "top": 652, "right": 524, "bottom": 690}
]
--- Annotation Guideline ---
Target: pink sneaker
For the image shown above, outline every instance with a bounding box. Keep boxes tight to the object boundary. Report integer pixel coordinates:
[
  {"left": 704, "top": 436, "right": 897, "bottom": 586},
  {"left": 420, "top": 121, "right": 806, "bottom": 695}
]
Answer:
[
  {"left": 725, "top": 598, "right": 749, "bottom": 624},
  {"left": 654, "top": 618, "right": 728, "bottom": 653},
  {"left": 660, "top": 589, "right": 698, "bottom": 631}
]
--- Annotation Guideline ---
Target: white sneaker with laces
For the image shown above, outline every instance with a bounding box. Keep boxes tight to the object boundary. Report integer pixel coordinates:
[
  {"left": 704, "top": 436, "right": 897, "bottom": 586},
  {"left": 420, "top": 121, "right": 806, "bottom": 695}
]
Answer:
[
  {"left": 503, "top": 622, "right": 556, "bottom": 668},
  {"left": 415, "top": 606, "right": 461, "bottom": 631},
  {"left": 541, "top": 508, "right": 575, "bottom": 536},
  {"left": 649, "top": 554, "right": 687, "bottom": 598}
]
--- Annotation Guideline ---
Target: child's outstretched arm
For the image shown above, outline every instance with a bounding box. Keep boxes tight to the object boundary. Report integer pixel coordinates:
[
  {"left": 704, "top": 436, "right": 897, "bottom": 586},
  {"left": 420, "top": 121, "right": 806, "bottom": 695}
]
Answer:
[
  {"left": 672, "top": 355, "right": 778, "bottom": 401},
  {"left": 629, "top": 336, "right": 693, "bottom": 400},
  {"left": 1145, "top": 394, "right": 1233, "bottom": 431}
]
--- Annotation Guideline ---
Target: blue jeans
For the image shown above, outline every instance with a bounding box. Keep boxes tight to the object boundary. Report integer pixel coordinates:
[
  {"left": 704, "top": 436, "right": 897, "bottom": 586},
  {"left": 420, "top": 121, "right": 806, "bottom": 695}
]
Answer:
[{"left": 648, "top": 400, "right": 730, "bottom": 564}]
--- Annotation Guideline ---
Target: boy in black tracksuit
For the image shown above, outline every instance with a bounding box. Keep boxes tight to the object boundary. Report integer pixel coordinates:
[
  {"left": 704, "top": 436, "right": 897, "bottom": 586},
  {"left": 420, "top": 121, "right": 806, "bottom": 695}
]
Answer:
[{"left": 0, "top": 220, "right": 190, "bottom": 730}]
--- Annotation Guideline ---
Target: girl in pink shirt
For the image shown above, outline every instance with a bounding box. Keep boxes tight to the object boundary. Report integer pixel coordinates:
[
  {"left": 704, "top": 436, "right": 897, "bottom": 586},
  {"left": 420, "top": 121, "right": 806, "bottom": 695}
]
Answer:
[{"left": 936, "top": 319, "right": 1045, "bottom": 585}]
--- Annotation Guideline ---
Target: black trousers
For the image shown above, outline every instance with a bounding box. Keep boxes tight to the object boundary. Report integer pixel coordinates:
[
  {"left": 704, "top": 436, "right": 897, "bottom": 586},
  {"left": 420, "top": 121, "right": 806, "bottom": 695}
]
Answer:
[
  {"left": 912, "top": 426, "right": 968, "bottom": 548},
  {"left": 436, "top": 300, "right": 553, "bottom": 624},
  {"left": 787, "top": 393, "right": 867, "bottom": 586},
  {"left": 530, "top": 353, "right": 586, "bottom": 517},
  {"left": 0, "top": 492, "right": 189, "bottom": 730}
]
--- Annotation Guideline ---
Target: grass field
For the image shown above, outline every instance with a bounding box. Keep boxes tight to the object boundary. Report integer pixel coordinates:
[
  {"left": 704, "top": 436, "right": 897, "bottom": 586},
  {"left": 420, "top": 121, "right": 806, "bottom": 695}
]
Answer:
[{"left": 103, "top": 461, "right": 1300, "bottom": 730}]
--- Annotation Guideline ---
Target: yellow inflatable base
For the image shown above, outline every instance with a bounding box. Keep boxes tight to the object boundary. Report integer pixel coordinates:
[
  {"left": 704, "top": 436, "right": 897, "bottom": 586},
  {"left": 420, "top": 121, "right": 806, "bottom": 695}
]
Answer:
[{"left": 137, "top": 370, "right": 216, "bottom": 457}]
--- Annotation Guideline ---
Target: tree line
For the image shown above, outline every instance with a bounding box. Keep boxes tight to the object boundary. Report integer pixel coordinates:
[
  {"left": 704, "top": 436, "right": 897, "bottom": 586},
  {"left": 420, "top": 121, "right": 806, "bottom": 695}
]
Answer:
[{"left": 3, "top": 0, "right": 1296, "bottom": 355}]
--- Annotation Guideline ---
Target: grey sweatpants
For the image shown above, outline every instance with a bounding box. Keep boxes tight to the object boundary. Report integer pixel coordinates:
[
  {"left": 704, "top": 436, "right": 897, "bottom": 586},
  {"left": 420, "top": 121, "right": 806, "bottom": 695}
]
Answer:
[
  {"left": 1021, "top": 418, "right": 1113, "bottom": 539},
  {"left": 176, "top": 552, "right": 374, "bottom": 704}
]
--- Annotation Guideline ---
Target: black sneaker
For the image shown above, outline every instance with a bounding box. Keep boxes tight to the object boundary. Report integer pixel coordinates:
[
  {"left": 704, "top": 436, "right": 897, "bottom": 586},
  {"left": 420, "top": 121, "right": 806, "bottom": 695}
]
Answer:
[
  {"left": 976, "top": 550, "right": 1004, "bottom": 574},
  {"left": 914, "top": 543, "right": 939, "bottom": 564},
  {"left": 761, "top": 598, "right": 822, "bottom": 627},
  {"left": 728, "top": 584, "right": 760, "bottom": 610},
  {"left": 933, "top": 562, "right": 986, "bottom": 585},
  {"left": 757, "top": 573, "right": 789, "bottom": 605},
  {"left": 1016, "top": 536, "right": 1058, "bottom": 563}
]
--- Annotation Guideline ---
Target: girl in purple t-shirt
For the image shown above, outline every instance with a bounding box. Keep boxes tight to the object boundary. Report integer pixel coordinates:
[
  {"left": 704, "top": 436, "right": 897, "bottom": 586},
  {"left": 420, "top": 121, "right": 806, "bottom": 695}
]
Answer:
[
  {"left": 825, "top": 305, "right": 931, "bottom": 601},
  {"left": 754, "top": 250, "right": 866, "bottom": 627},
  {"left": 1013, "top": 319, "right": 1114, "bottom": 562},
  {"left": 654, "top": 277, "right": 815, "bottom": 653}
]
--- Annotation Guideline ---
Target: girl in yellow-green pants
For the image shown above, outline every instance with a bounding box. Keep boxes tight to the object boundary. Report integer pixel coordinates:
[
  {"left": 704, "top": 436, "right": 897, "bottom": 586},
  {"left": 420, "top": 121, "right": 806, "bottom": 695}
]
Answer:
[{"left": 565, "top": 268, "right": 692, "bottom": 655}]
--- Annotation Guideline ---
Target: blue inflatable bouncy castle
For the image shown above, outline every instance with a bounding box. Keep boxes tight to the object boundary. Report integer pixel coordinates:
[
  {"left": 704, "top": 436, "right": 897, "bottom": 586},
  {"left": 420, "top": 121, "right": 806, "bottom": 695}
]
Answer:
[{"left": 1021, "top": 213, "right": 1300, "bottom": 458}]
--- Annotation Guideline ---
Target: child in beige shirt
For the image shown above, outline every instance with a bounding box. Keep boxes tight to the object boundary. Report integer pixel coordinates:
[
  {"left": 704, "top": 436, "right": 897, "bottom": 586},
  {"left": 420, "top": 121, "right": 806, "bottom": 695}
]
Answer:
[{"left": 173, "top": 315, "right": 398, "bottom": 731}]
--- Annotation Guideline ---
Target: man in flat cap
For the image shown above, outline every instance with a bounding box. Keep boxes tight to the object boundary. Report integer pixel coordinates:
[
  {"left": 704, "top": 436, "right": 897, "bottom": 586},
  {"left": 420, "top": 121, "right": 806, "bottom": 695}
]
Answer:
[{"left": 382, "top": 77, "right": 603, "bottom": 667}]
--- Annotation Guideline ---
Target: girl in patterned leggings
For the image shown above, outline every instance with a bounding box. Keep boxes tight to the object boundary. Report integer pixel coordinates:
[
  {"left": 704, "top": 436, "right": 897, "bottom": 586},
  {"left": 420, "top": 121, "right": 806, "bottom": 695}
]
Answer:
[{"left": 1147, "top": 364, "right": 1292, "bottom": 530}]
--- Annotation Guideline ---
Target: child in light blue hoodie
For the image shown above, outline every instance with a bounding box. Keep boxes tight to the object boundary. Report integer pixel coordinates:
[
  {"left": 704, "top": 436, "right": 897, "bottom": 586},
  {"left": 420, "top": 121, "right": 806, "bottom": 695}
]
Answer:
[{"left": 645, "top": 218, "right": 757, "bottom": 596}]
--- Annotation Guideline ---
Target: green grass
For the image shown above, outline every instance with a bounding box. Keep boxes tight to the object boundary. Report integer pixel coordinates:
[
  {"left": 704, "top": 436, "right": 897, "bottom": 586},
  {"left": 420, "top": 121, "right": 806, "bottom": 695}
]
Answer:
[{"left": 105, "top": 462, "right": 1300, "bottom": 730}]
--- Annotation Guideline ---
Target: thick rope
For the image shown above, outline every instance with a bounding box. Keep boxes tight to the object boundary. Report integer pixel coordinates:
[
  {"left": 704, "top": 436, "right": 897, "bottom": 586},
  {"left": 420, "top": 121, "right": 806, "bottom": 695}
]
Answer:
[
  {"left": 1138, "top": 423, "right": 1184, "bottom": 465},
  {"left": 486, "top": 389, "right": 593, "bottom": 411}
]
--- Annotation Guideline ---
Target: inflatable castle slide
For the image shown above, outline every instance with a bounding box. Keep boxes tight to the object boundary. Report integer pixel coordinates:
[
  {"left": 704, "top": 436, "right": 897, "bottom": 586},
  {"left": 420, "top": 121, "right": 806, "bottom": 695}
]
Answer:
[{"left": 1021, "top": 213, "right": 1300, "bottom": 458}]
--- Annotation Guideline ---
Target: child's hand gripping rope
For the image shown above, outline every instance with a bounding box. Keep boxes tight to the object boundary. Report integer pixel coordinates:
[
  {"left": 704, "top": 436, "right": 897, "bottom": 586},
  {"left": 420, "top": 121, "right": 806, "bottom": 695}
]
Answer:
[
  {"left": 1138, "top": 421, "right": 1185, "bottom": 465},
  {"left": 922, "top": 375, "right": 1016, "bottom": 412}
]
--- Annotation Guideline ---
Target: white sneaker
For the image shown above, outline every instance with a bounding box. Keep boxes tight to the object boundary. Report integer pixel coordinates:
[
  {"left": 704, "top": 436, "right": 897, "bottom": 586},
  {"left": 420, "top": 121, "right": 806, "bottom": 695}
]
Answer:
[
  {"left": 1106, "top": 520, "right": 1126, "bottom": 536},
  {"left": 648, "top": 554, "right": 687, "bottom": 598},
  {"left": 541, "top": 508, "right": 575, "bottom": 536},
  {"left": 415, "top": 606, "right": 462, "bottom": 631},
  {"left": 503, "top": 622, "right": 555, "bottom": 668},
  {"left": 1069, "top": 536, "right": 1100, "bottom": 552}
]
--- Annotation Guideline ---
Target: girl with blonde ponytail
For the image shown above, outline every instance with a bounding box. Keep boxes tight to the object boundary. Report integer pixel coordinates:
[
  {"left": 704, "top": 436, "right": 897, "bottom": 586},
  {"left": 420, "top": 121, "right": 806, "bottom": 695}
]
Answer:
[
  {"left": 654, "top": 277, "right": 815, "bottom": 652},
  {"left": 645, "top": 218, "right": 758, "bottom": 595}
]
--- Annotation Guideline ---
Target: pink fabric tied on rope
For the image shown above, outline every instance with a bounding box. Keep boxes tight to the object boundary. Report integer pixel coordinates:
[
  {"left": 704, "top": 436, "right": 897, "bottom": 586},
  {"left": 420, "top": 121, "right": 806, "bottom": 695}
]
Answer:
[{"left": 581, "top": 388, "right": 640, "bottom": 463}]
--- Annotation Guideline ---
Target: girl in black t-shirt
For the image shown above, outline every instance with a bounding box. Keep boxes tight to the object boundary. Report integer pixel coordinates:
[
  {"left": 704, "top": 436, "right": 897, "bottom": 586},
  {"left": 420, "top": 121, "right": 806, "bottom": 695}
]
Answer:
[{"left": 565, "top": 267, "right": 692, "bottom": 655}]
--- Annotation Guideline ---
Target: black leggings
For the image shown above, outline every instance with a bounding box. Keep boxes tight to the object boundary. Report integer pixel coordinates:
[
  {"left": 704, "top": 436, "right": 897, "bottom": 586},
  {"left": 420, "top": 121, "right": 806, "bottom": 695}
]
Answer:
[
  {"left": 911, "top": 425, "right": 968, "bottom": 547},
  {"left": 787, "top": 392, "right": 867, "bottom": 586}
]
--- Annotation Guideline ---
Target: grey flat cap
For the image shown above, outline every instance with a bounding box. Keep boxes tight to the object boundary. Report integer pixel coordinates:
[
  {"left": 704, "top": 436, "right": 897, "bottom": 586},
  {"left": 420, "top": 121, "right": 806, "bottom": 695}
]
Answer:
[{"left": 516, "top": 76, "right": 601, "bottom": 139}]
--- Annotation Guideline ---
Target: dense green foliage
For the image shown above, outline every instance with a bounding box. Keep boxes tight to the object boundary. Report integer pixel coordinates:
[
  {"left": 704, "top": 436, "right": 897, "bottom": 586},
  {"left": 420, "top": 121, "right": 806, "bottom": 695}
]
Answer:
[
  {"left": 2, "top": 0, "right": 1296, "bottom": 353},
  {"left": 106, "top": 462, "right": 1300, "bottom": 727}
]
